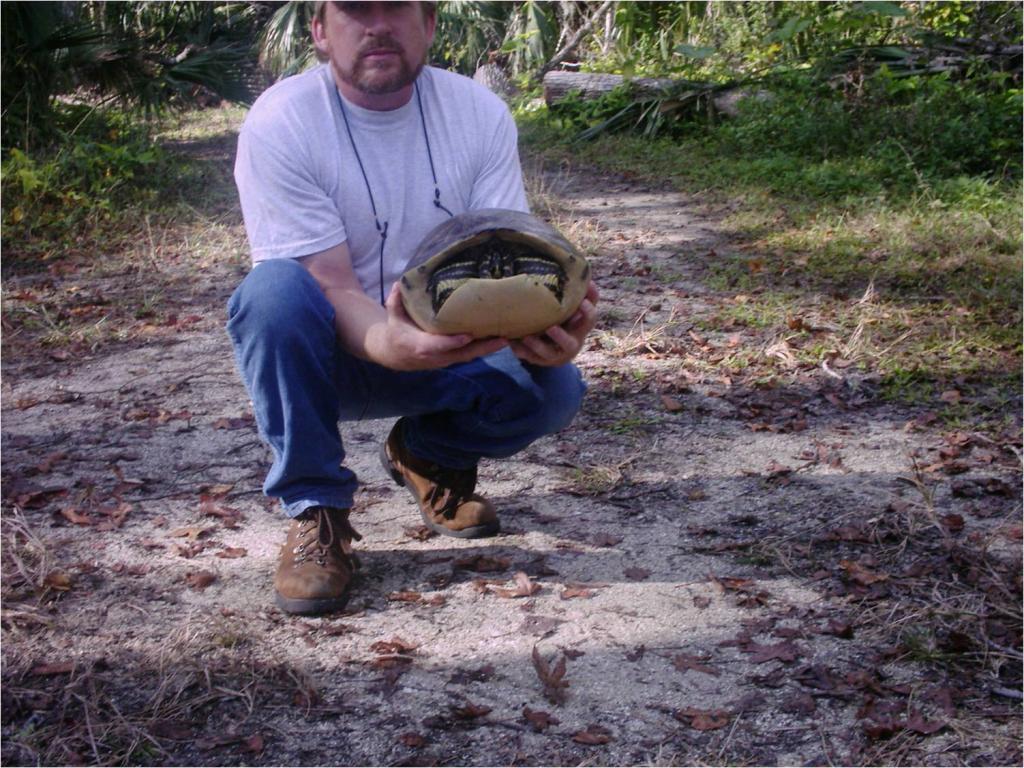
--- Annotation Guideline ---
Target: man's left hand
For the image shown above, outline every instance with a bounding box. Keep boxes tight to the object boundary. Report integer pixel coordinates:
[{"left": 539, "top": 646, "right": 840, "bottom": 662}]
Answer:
[{"left": 509, "top": 280, "right": 599, "bottom": 367}]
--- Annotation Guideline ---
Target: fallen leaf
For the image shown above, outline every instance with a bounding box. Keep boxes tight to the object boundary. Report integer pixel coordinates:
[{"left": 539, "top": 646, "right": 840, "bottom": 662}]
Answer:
[
  {"left": 60, "top": 507, "right": 94, "bottom": 526},
  {"left": 560, "top": 585, "right": 596, "bottom": 600},
  {"left": 243, "top": 733, "right": 264, "bottom": 754},
  {"left": 572, "top": 725, "right": 612, "bottom": 745},
  {"left": 905, "top": 709, "right": 945, "bottom": 734},
  {"left": 451, "top": 702, "right": 492, "bottom": 720},
  {"left": 519, "top": 615, "right": 564, "bottom": 637},
  {"left": 532, "top": 645, "right": 569, "bottom": 705},
  {"left": 170, "top": 525, "right": 214, "bottom": 541},
  {"left": 939, "top": 389, "right": 961, "bottom": 404},
  {"left": 661, "top": 395, "right": 684, "bottom": 413},
  {"left": 822, "top": 618, "right": 854, "bottom": 639},
  {"left": 403, "top": 525, "right": 436, "bottom": 541},
  {"left": 43, "top": 570, "right": 73, "bottom": 591},
  {"left": 216, "top": 547, "right": 248, "bottom": 559},
  {"left": 672, "top": 653, "right": 720, "bottom": 677},
  {"left": 175, "top": 541, "right": 206, "bottom": 559},
  {"left": 743, "top": 641, "right": 801, "bottom": 664},
  {"left": 941, "top": 514, "right": 965, "bottom": 532},
  {"left": 387, "top": 590, "right": 423, "bottom": 603},
  {"left": 31, "top": 661, "right": 74, "bottom": 676},
  {"left": 36, "top": 452, "right": 67, "bottom": 474},
  {"left": 370, "top": 637, "right": 418, "bottom": 655},
  {"left": 625, "top": 645, "right": 646, "bottom": 662},
  {"left": 492, "top": 571, "right": 541, "bottom": 599},
  {"left": 522, "top": 707, "right": 559, "bottom": 732},
  {"left": 184, "top": 570, "right": 216, "bottom": 590},
  {"left": 675, "top": 707, "right": 731, "bottom": 731},
  {"left": 840, "top": 559, "right": 888, "bottom": 586},
  {"left": 212, "top": 415, "right": 254, "bottom": 430},
  {"left": 398, "top": 732, "right": 426, "bottom": 748}
]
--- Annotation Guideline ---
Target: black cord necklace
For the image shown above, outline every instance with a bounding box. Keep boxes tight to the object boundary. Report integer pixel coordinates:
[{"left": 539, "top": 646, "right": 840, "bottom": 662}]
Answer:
[{"left": 334, "top": 78, "right": 453, "bottom": 305}]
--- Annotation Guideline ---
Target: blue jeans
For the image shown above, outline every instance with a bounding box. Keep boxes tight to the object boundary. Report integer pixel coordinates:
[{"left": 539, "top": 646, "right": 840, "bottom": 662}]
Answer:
[{"left": 226, "top": 258, "right": 586, "bottom": 518}]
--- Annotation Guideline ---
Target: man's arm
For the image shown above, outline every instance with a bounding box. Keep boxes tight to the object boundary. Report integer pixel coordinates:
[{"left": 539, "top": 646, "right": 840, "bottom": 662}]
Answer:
[{"left": 299, "top": 243, "right": 507, "bottom": 371}]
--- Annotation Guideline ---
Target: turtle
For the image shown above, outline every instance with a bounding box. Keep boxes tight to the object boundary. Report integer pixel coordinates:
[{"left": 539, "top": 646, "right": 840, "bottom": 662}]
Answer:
[{"left": 400, "top": 208, "right": 591, "bottom": 339}]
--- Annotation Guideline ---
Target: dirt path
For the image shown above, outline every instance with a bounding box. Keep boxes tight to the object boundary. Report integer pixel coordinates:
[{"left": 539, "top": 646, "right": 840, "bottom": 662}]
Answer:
[{"left": 2, "top": 110, "right": 1021, "bottom": 767}]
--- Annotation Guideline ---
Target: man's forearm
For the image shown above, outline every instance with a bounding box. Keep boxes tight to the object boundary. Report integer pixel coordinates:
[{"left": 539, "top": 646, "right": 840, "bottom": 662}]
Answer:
[{"left": 321, "top": 286, "right": 392, "bottom": 364}]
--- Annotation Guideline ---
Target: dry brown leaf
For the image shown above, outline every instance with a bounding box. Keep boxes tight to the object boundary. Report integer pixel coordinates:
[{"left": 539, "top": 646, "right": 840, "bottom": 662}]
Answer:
[
  {"left": 43, "top": 570, "right": 73, "bottom": 591},
  {"left": 671, "top": 653, "right": 720, "bottom": 677},
  {"left": 451, "top": 703, "right": 492, "bottom": 720},
  {"left": 675, "top": 707, "right": 731, "bottom": 731},
  {"left": 170, "top": 525, "right": 214, "bottom": 541},
  {"left": 743, "top": 641, "right": 801, "bottom": 664},
  {"left": 184, "top": 570, "right": 216, "bottom": 590},
  {"left": 370, "top": 637, "right": 418, "bottom": 655},
  {"left": 216, "top": 547, "right": 248, "bottom": 559},
  {"left": 403, "top": 525, "right": 436, "bottom": 541},
  {"left": 522, "top": 707, "right": 559, "bottom": 732},
  {"left": 60, "top": 507, "right": 94, "bottom": 526},
  {"left": 532, "top": 645, "right": 570, "bottom": 705},
  {"left": 387, "top": 590, "right": 423, "bottom": 603},
  {"left": 492, "top": 571, "right": 541, "bottom": 599},
  {"left": 661, "top": 395, "right": 684, "bottom": 413},
  {"left": 572, "top": 725, "right": 612, "bottom": 744},
  {"left": 31, "top": 661, "right": 74, "bottom": 676},
  {"left": 398, "top": 732, "right": 426, "bottom": 748},
  {"left": 560, "top": 585, "right": 595, "bottom": 600},
  {"left": 840, "top": 559, "right": 888, "bottom": 586}
]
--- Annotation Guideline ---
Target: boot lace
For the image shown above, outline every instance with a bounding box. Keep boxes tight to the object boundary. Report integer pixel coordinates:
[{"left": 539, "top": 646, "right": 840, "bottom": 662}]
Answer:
[
  {"left": 426, "top": 465, "right": 478, "bottom": 520},
  {"left": 293, "top": 508, "right": 362, "bottom": 567}
]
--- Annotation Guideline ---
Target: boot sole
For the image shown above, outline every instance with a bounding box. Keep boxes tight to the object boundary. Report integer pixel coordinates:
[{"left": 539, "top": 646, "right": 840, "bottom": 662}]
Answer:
[
  {"left": 379, "top": 442, "right": 500, "bottom": 539},
  {"left": 274, "top": 589, "right": 352, "bottom": 616}
]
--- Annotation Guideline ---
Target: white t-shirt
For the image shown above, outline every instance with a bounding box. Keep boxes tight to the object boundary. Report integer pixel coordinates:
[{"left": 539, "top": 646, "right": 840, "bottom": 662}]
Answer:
[{"left": 234, "top": 64, "right": 529, "bottom": 302}]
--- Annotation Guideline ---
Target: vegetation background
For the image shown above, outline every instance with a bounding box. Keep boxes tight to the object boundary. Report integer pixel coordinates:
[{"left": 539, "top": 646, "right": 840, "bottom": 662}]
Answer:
[
  {"left": 3, "top": 0, "right": 1021, "bottom": 411},
  {"left": 2, "top": 2, "right": 1021, "bottom": 766}
]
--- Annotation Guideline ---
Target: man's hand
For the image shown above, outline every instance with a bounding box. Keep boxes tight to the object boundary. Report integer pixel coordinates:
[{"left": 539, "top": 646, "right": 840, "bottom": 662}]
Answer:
[
  {"left": 301, "top": 244, "right": 505, "bottom": 371},
  {"left": 374, "top": 284, "right": 507, "bottom": 371},
  {"left": 509, "top": 280, "right": 599, "bottom": 367}
]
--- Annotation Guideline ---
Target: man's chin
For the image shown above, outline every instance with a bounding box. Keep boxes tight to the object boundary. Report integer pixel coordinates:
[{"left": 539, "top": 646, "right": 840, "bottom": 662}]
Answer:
[{"left": 346, "top": 61, "right": 423, "bottom": 96}]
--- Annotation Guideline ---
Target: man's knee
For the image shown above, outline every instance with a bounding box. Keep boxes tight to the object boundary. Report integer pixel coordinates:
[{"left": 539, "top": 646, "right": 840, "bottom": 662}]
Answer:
[
  {"left": 540, "top": 364, "right": 586, "bottom": 434},
  {"left": 227, "top": 258, "right": 332, "bottom": 335}
]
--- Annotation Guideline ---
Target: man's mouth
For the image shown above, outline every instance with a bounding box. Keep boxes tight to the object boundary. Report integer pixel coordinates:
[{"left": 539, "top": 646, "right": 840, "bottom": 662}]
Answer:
[{"left": 362, "top": 48, "right": 401, "bottom": 59}]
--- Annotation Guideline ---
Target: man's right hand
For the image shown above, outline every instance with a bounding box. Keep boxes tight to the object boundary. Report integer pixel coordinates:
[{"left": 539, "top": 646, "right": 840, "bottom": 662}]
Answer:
[{"left": 300, "top": 243, "right": 505, "bottom": 372}]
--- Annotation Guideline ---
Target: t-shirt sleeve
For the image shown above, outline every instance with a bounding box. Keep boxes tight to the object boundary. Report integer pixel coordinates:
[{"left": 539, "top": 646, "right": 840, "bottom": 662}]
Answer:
[
  {"left": 234, "top": 124, "right": 347, "bottom": 262},
  {"left": 468, "top": 107, "right": 530, "bottom": 214}
]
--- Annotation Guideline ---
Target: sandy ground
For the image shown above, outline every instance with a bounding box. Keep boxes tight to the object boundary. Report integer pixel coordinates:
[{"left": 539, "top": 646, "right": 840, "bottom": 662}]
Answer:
[{"left": 2, "top": 110, "right": 1021, "bottom": 767}]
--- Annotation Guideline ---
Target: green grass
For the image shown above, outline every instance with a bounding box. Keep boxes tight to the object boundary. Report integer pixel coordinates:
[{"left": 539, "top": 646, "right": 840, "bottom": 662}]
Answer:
[{"left": 517, "top": 99, "right": 1022, "bottom": 420}]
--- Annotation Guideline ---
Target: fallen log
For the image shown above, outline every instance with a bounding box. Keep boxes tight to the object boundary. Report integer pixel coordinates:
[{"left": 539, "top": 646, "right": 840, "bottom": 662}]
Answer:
[{"left": 541, "top": 70, "right": 768, "bottom": 117}]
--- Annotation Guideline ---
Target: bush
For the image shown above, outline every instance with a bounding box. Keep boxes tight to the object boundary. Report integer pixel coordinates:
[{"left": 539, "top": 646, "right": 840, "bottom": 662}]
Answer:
[{"left": 2, "top": 105, "right": 167, "bottom": 255}]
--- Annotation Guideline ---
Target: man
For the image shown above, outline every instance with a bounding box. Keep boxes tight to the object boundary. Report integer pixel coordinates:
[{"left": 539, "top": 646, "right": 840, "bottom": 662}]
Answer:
[{"left": 228, "top": 1, "right": 598, "bottom": 615}]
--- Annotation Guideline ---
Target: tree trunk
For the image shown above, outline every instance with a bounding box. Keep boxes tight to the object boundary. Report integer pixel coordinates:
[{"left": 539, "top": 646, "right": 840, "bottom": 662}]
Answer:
[
  {"left": 541, "top": 70, "right": 771, "bottom": 118},
  {"left": 542, "top": 71, "right": 675, "bottom": 106}
]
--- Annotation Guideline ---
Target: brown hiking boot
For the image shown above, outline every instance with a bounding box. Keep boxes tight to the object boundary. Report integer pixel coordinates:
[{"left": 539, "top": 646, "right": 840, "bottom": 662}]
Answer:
[
  {"left": 274, "top": 507, "right": 362, "bottom": 615},
  {"left": 380, "top": 420, "right": 500, "bottom": 539}
]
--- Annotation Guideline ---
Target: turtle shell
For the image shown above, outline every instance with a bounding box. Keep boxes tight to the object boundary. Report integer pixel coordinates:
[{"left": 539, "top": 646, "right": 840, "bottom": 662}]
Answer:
[{"left": 400, "top": 208, "right": 590, "bottom": 339}]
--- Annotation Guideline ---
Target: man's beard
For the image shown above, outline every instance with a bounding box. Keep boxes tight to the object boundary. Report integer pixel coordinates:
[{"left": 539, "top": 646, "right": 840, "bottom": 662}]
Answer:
[{"left": 339, "top": 38, "right": 425, "bottom": 95}]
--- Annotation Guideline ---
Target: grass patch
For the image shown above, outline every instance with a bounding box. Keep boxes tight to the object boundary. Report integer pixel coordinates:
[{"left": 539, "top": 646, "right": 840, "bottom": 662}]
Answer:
[
  {"left": 518, "top": 98, "right": 1022, "bottom": 420},
  {"left": 2, "top": 104, "right": 249, "bottom": 362}
]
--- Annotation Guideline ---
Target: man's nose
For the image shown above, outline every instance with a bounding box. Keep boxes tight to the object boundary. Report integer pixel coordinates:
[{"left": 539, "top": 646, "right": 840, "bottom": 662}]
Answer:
[{"left": 362, "top": 4, "right": 395, "bottom": 36}]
